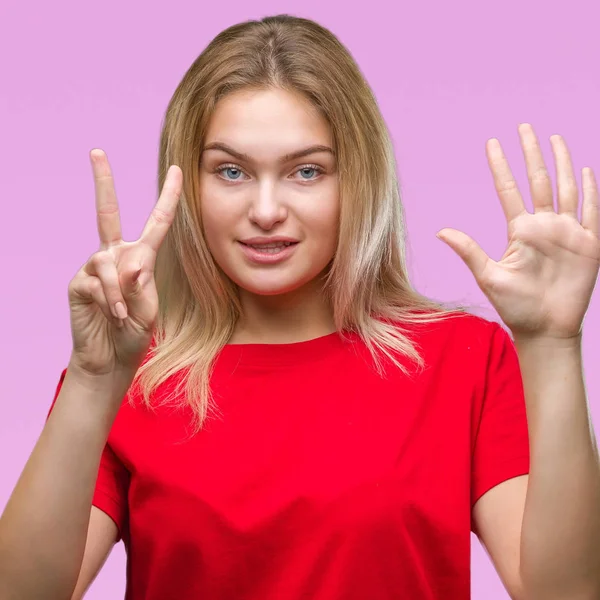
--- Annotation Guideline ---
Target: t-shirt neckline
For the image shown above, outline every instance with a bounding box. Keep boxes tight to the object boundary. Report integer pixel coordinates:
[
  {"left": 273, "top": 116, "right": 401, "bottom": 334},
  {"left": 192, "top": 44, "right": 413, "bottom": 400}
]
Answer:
[{"left": 217, "top": 330, "right": 356, "bottom": 367}]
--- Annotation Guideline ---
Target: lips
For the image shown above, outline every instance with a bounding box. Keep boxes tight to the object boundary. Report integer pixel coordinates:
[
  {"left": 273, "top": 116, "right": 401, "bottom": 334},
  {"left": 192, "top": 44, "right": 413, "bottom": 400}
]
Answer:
[
  {"left": 241, "top": 241, "right": 296, "bottom": 250},
  {"left": 238, "top": 236, "right": 300, "bottom": 246},
  {"left": 237, "top": 239, "right": 299, "bottom": 264}
]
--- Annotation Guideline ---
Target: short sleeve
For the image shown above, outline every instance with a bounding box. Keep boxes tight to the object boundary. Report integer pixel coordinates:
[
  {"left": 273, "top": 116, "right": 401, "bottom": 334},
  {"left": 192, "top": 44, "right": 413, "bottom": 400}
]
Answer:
[
  {"left": 470, "top": 322, "right": 530, "bottom": 513},
  {"left": 48, "top": 369, "right": 130, "bottom": 542}
]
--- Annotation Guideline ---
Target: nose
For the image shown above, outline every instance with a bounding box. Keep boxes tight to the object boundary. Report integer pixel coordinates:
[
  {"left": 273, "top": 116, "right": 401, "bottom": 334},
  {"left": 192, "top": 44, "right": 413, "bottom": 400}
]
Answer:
[{"left": 247, "top": 179, "right": 288, "bottom": 230}]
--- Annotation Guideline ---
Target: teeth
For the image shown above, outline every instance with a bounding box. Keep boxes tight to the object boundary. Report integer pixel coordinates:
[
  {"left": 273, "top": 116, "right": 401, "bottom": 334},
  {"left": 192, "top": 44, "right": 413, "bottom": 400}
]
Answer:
[
  {"left": 253, "top": 246, "right": 286, "bottom": 254},
  {"left": 244, "top": 241, "right": 295, "bottom": 254},
  {"left": 248, "top": 242, "right": 292, "bottom": 249}
]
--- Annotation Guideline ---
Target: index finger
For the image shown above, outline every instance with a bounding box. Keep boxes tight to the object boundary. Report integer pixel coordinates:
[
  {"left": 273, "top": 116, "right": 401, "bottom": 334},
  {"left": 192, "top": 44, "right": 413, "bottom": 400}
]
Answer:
[
  {"left": 139, "top": 165, "right": 183, "bottom": 252},
  {"left": 486, "top": 137, "right": 527, "bottom": 223},
  {"left": 91, "top": 149, "right": 123, "bottom": 248}
]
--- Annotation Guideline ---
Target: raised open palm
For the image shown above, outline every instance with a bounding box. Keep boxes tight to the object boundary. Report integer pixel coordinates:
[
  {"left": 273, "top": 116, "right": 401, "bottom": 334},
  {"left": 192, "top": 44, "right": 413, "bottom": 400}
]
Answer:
[
  {"left": 68, "top": 149, "right": 182, "bottom": 377},
  {"left": 437, "top": 124, "right": 600, "bottom": 340}
]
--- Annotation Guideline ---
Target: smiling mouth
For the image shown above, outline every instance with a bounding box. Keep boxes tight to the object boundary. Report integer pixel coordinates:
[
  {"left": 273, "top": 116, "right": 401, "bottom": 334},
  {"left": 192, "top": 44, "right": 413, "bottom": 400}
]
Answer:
[
  {"left": 241, "top": 241, "right": 296, "bottom": 248},
  {"left": 239, "top": 241, "right": 299, "bottom": 254}
]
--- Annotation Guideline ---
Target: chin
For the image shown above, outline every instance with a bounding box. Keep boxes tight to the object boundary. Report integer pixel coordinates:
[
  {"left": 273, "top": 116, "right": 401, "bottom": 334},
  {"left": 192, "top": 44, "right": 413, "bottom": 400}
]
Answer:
[
  {"left": 237, "top": 279, "right": 307, "bottom": 297},
  {"left": 232, "top": 271, "right": 320, "bottom": 297}
]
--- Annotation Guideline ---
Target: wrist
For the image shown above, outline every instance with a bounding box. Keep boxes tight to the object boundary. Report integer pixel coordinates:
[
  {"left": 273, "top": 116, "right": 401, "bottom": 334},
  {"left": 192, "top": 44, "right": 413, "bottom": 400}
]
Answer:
[
  {"left": 63, "top": 362, "right": 133, "bottom": 416},
  {"left": 512, "top": 332, "right": 583, "bottom": 352},
  {"left": 66, "top": 358, "right": 136, "bottom": 391}
]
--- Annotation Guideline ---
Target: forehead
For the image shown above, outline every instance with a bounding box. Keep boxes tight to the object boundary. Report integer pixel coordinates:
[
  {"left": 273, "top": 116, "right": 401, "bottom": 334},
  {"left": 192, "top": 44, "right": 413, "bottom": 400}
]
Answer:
[{"left": 204, "top": 88, "right": 332, "bottom": 152}]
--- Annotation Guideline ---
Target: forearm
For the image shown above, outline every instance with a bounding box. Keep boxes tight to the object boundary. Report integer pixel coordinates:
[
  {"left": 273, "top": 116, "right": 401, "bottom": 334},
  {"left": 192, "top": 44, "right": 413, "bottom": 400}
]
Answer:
[
  {"left": 515, "top": 335, "right": 600, "bottom": 599},
  {"left": 0, "top": 366, "right": 126, "bottom": 600}
]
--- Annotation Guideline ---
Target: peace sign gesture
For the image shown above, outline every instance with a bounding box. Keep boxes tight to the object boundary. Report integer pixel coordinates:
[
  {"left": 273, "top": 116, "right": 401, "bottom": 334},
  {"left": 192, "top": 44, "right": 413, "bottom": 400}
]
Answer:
[{"left": 68, "top": 149, "right": 182, "bottom": 381}]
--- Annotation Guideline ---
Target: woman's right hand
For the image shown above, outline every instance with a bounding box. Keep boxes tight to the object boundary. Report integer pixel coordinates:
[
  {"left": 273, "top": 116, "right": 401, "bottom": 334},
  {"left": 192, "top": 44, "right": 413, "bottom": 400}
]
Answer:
[{"left": 67, "top": 149, "right": 183, "bottom": 380}]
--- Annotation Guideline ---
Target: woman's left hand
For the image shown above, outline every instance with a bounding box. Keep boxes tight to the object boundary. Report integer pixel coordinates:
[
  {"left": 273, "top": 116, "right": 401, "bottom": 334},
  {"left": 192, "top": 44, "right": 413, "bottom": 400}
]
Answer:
[{"left": 437, "top": 123, "right": 600, "bottom": 341}]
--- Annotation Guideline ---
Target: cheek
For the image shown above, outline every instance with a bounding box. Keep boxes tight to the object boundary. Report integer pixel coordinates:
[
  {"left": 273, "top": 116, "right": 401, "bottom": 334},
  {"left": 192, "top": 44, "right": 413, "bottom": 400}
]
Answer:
[
  {"left": 199, "top": 187, "right": 239, "bottom": 245},
  {"left": 305, "top": 197, "right": 340, "bottom": 249}
]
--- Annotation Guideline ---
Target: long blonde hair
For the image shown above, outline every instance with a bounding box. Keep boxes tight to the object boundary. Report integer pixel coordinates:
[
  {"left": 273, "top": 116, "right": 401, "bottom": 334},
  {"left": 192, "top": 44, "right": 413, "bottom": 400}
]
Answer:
[{"left": 131, "top": 14, "right": 469, "bottom": 433}]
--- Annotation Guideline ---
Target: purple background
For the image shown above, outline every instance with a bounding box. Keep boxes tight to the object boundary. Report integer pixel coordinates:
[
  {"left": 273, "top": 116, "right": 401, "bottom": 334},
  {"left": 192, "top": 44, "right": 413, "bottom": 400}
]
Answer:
[{"left": 1, "top": 1, "right": 598, "bottom": 598}]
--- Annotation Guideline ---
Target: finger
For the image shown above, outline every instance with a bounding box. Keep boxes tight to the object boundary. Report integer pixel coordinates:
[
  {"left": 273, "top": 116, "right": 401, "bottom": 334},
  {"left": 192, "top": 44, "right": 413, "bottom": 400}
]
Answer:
[
  {"left": 486, "top": 137, "right": 527, "bottom": 223},
  {"left": 436, "top": 228, "right": 491, "bottom": 282},
  {"left": 581, "top": 167, "right": 599, "bottom": 237},
  {"left": 91, "top": 149, "right": 123, "bottom": 249},
  {"left": 517, "top": 123, "right": 554, "bottom": 213},
  {"left": 119, "top": 263, "right": 144, "bottom": 298},
  {"left": 70, "top": 274, "right": 119, "bottom": 326},
  {"left": 115, "top": 265, "right": 150, "bottom": 329},
  {"left": 87, "top": 277, "right": 124, "bottom": 327},
  {"left": 549, "top": 134, "right": 579, "bottom": 218},
  {"left": 139, "top": 165, "right": 183, "bottom": 252},
  {"left": 84, "top": 251, "right": 128, "bottom": 319}
]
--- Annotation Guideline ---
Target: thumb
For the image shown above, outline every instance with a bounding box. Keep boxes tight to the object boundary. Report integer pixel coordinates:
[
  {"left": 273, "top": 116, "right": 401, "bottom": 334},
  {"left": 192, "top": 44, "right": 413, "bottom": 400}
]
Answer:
[{"left": 436, "top": 228, "right": 491, "bottom": 282}]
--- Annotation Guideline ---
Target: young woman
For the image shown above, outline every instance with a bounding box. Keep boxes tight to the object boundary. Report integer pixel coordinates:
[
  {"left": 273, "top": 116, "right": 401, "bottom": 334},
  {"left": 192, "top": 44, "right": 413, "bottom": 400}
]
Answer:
[{"left": 1, "top": 13, "right": 599, "bottom": 600}]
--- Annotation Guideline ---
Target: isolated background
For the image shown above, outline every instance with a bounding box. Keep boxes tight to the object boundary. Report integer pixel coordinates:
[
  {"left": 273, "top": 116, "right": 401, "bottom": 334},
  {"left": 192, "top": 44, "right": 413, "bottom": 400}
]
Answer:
[{"left": 1, "top": 0, "right": 599, "bottom": 598}]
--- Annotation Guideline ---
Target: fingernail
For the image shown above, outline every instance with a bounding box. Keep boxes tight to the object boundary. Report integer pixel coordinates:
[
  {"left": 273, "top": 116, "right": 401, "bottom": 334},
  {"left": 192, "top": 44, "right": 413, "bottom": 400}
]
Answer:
[{"left": 115, "top": 302, "right": 128, "bottom": 319}]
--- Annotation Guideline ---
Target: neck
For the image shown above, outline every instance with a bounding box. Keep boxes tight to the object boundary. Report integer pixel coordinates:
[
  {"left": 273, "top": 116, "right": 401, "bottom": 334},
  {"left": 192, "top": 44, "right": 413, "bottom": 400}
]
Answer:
[{"left": 230, "top": 278, "right": 336, "bottom": 345}]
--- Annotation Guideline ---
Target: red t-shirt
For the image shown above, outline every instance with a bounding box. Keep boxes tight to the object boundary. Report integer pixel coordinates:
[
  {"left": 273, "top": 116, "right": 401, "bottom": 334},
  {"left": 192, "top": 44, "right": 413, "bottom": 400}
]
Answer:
[{"left": 49, "top": 313, "right": 530, "bottom": 599}]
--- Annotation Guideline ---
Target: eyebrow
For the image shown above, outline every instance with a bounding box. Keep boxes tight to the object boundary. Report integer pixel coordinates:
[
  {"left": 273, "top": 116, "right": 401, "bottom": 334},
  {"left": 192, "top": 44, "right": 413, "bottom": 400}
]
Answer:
[{"left": 201, "top": 142, "right": 335, "bottom": 163}]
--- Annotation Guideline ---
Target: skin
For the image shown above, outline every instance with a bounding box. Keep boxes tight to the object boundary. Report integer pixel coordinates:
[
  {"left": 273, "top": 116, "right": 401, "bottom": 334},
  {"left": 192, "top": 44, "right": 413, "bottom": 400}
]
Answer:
[
  {"left": 445, "top": 124, "right": 600, "bottom": 599},
  {"left": 0, "top": 153, "right": 183, "bottom": 600},
  {"left": 3, "top": 79, "right": 597, "bottom": 598},
  {"left": 198, "top": 87, "right": 340, "bottom": 344}
]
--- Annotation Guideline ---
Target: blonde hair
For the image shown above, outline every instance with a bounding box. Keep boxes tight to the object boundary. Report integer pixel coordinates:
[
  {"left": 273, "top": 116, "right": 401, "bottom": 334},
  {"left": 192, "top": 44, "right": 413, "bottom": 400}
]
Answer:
[{"left": 131, "top": 14, "right": 470, "bottom": 434}]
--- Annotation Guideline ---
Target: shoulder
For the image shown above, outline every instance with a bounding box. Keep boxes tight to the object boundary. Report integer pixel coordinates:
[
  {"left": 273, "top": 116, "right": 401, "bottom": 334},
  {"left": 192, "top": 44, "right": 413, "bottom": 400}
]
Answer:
[
  {"left": 353, "top": 311, "right": 509, "bottom": 385},
  {"left": 383, "top": 309, "right": 507, "bottom": 352}
]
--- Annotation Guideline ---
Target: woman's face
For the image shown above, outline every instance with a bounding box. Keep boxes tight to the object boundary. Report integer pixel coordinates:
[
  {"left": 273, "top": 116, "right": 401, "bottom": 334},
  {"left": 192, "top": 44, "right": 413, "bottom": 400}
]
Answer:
[{"left": 199, "top": 87, "right": 340, "bottom": 296}]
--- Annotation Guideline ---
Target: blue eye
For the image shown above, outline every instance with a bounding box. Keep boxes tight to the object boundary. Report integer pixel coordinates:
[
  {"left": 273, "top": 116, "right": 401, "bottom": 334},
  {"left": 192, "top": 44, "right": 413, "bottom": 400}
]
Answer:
[
  {"left": 214, "top": 163, "right": 324, "bottom": 182},
  {"left": 220, "top": 166, "right": 244, "bottom": 180},
  {"left": 299, "top": 167, "right": 317, "bottom": 179}
]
